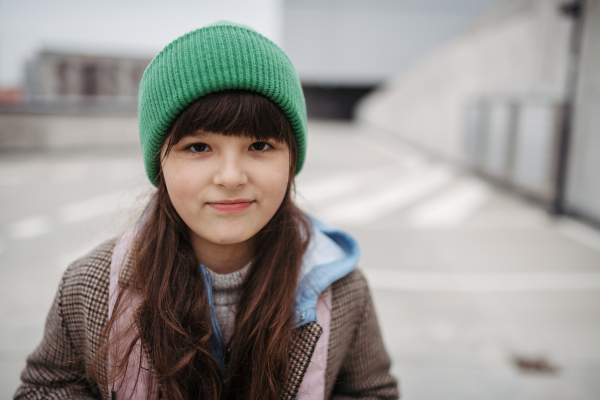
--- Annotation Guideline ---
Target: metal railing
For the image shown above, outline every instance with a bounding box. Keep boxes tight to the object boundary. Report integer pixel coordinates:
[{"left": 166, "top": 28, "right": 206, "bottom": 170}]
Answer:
[{"left": 463, "top": 96, "right": 565, "bottom": 208}]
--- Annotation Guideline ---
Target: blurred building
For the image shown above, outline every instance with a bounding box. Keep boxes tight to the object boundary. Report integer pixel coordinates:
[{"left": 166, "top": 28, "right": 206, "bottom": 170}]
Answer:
[
  {"left": 0, "top": 88, "right": 23, "bottom": 106},
  {"left": 358, "top": 0, "right": 600, "bottom": 224},
  {"left": 0, "top": 50, "right": 151, "bottom": 151},
  {"left": 24, "top": 50, "right": 151, "bottom": 101}
]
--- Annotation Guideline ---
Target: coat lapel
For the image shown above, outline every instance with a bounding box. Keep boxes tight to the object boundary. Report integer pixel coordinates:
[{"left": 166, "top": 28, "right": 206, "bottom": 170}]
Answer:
[
  {"left": 281, "top": 321, "right": 323, "bottom": 400},
  {"left": 88, "top": 240, "right": 115, "bottom": 400}
]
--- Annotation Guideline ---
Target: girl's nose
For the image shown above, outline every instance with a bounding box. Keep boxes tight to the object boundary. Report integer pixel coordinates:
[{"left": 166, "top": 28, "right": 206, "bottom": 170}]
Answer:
[{"left": 213, "top": 154, "right": 248, "bottom": 189}]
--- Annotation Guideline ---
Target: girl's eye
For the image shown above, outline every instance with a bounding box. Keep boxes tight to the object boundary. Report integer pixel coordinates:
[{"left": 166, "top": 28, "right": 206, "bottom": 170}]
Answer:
[
  {"left": 188, "top": 143, "right": 211, "bottom": 153},
  {"left": 249, "top": 142, "right": 272, "bottom": 152}
]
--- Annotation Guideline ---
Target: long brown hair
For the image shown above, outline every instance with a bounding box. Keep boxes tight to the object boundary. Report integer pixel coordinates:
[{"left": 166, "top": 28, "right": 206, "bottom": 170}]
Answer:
[{"left": 91, "top": 90, "right": 311, "bottom": 400}]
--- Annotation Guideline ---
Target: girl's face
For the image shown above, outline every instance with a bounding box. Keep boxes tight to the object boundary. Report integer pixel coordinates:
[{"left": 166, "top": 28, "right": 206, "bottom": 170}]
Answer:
[{"left": 161, "top": 131, "right": 290, "bottom": 260}]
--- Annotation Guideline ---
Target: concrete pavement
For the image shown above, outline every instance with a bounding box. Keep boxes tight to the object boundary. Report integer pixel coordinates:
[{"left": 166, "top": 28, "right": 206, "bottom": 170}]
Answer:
[{"left": 1, "top": 121, "right": 599, "bottom": 399}]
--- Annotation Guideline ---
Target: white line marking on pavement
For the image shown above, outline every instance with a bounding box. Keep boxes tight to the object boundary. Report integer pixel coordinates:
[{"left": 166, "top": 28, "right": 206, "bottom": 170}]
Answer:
[
  {"left": 363, "top": 270, "right": 600, "bottom": 292},
  {"left": 455, "top": 208, "right": 551, "bottom": 230},
  {"left": 4, "top": 187, "right": 153, "bottom": 241},
  {"left": 55, "top": 243, "right": 107, "bottom": 271},
  {"left": 296, "top": 167, "right": 401, "bottom": 205},
  {"left": 58, "top": 192, "right": 124, "bottom": 224},
  {"left": 319, "top": 166, "right": 455, "bottom": 225},
  {"left": 58, "top": 186, "right": 152, "bottom": 224},
  {"left": 408, "top": 179, "right": 492, "bottom": 227},
  {"left": 297, "top": 174, "right": 373, "bottom": 205},
  {"left": 8, "top": 215, "right": 52, "bottom": 240},
  {"left": 555, "top": 218, "right": 600, "bottom": 254},
  {"left": 349, "top": 135, "right": 428, "bottom": 167}
]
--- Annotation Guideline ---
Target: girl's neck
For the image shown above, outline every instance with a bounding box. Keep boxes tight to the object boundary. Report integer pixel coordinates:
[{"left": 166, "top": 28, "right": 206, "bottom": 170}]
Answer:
[{"left": 191, "top": 235, "right": 255, "bottom": 275}]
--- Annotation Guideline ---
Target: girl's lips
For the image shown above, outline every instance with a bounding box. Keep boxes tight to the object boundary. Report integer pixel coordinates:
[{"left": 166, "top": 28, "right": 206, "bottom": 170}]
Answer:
[{"left": 207, "top": 200, "right": 254, "bottom": 213}]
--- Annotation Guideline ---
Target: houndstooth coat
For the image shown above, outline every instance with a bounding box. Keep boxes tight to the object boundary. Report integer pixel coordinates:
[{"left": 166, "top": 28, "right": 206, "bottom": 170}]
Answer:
[{"left": 14, "top": 239, "right": 399, "bottom": 400}]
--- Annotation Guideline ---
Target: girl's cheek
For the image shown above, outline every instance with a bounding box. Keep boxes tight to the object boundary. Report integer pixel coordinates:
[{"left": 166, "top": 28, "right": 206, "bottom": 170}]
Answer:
[
  {"left": 165, "top": 160, "right": 199, "bottom": 196},
  {"left": 263, "top": 171, "right": 288, "bottom": 198}
]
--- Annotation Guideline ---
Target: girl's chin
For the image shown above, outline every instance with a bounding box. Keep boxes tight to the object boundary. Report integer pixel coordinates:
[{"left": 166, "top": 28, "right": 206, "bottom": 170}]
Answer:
[
  {"left": 214, "top": 236, "right": 252, "bottom": 245},
  {"left": 194, "top": 229, "right": 256, "bottom": 246}
]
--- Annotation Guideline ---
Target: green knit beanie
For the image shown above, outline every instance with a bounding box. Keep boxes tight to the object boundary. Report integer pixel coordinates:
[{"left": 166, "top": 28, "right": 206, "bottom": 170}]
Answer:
[{"left": 138, "top": 21, "right": 307, "bottom": 186}]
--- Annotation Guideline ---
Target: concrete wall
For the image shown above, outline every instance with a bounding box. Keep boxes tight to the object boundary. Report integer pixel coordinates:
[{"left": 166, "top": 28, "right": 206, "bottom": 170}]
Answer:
[
  {"left": 283, "top": 0, "right": 502, "bottom": 86},
  {"left": 0, "top": 112, "right": 139, "bottom": 150},
  {"left": 356, "top": 0, "right": 572, "bottom": 160},
  {"left": 565, "top": 0, "right": 600, "bottom": 222}
]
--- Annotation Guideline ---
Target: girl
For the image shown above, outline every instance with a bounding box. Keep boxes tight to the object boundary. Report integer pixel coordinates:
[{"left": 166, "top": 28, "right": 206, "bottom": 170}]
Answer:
[{"left": 15, "top": 22, "right": 399, "bottom": 400}]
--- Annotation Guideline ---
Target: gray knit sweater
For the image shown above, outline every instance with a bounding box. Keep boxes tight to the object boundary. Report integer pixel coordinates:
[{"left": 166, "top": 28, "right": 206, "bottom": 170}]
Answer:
[{"left": 206, "top": 263, "right": 251, "bottom": 344}]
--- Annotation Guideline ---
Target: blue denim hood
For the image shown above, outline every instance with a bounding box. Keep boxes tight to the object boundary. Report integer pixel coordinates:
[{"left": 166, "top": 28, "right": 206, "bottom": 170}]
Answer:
[
  {"left": 294, "top": 217, "right": 360, "bottom": 327},
  {"left": 199, "top": 217, "right": 360, "bottom": 372}
]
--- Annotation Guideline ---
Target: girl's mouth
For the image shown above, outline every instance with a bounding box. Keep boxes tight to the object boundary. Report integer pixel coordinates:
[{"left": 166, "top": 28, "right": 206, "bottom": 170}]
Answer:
[{"left": 207, "top": 199, "right": 254, "bottom": 213}]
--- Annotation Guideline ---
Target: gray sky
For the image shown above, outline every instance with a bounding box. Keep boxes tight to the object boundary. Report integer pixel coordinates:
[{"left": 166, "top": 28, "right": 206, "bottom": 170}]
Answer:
[{"left": 0, "top": 0, "right": 283, "bottom": 87}]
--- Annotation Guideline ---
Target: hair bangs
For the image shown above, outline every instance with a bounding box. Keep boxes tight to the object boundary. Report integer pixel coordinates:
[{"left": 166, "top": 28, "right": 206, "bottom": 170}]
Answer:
[
  {"left": 162, "top": 89, "right": 298, "bottom": 177},
  {"left": 166, "top": 90, "right": 293, "bottom": 146}
]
